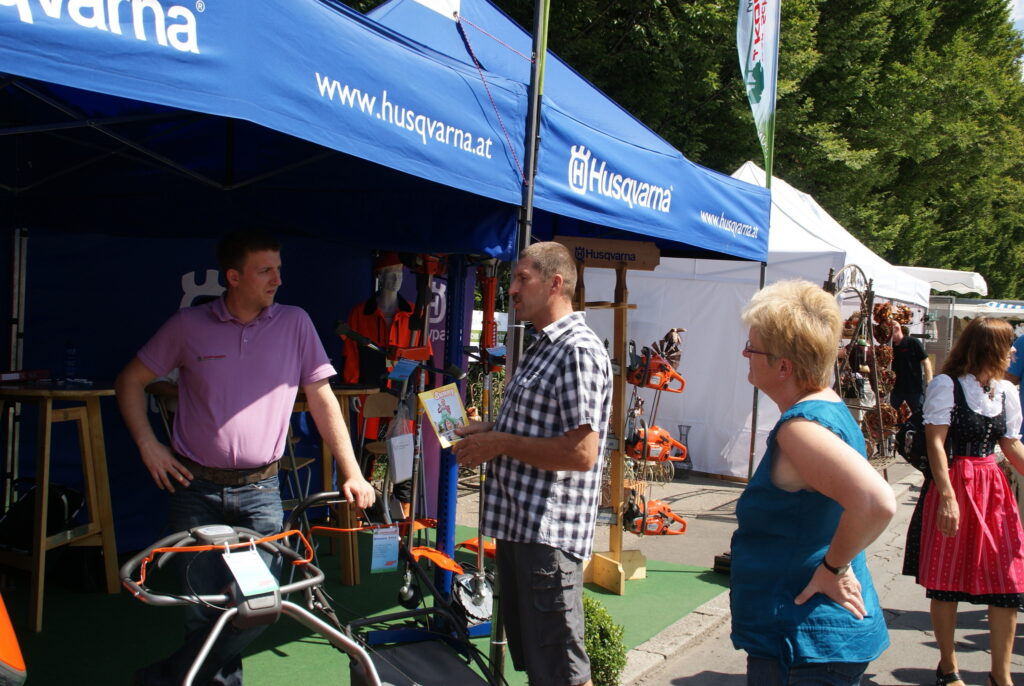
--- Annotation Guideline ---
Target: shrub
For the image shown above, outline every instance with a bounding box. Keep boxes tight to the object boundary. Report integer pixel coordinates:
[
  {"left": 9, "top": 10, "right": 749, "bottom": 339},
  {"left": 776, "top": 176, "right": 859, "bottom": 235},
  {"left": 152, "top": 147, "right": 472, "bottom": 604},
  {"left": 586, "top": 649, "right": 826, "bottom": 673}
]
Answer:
[{"left": 583, "top": 594, "right": 627, "bottom": 686}]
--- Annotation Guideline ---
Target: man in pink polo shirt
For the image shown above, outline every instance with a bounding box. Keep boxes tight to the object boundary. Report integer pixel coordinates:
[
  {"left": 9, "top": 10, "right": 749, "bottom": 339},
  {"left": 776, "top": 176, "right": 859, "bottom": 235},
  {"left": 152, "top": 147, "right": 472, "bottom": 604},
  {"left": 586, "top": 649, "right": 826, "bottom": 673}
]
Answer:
[{"left": 116, "top": 229, "right": 374, "bottom": 686}]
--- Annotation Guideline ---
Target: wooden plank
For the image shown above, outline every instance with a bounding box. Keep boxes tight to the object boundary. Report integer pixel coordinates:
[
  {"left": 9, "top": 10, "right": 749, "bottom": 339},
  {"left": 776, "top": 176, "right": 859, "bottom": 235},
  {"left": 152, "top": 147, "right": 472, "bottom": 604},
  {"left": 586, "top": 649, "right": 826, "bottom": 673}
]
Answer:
[
  {"left": 29, "top": 399, "right": 51, "bottom": 632},
  {"left": 587, "top": 552, "right": 626, "bottom": 595},
  {"left": 84, "top": 398, "right": 119, "bottom": 595},
  {"left": 620, "top": 549, "right": 647, "bottom": 581},
  {"left": 554, "top": 236, "right": 661, "bottom": 271}
]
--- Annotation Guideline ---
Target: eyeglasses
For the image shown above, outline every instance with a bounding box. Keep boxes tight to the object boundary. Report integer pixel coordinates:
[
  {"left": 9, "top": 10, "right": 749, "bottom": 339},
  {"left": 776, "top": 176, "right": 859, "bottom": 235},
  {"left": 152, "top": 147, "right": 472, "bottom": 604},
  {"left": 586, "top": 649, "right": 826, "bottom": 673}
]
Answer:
[{"left": 743, "top": 340, "right": 772, "bottom": 356}]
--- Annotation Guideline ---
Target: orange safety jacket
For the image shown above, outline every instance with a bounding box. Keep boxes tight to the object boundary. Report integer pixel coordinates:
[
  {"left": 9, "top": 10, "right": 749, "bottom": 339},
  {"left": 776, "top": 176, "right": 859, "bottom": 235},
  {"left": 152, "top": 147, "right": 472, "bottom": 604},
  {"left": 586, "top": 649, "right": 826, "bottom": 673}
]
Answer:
[
  {"left": 342, "top": 294, "right": 426, "bottom": 385},
  {"left": 342, "top": 294, "right": 429, "bottom": 444}
]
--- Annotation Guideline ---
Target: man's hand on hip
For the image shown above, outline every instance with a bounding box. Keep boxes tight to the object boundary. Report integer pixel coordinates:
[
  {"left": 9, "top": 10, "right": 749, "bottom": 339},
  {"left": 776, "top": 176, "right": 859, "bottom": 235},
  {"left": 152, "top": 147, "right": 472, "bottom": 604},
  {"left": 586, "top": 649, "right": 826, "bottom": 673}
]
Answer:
[{"left": 139, "top": 439, "right": 192, "bottom": 492}]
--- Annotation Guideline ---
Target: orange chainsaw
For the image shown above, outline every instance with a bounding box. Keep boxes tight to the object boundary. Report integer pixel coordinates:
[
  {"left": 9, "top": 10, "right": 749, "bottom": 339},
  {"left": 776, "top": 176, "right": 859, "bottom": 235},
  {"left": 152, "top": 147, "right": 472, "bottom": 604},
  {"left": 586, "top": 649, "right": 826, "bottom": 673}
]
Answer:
[
  {"left": 623, "top": 491, "right": 687, "bottom": 536},
  {"left": 626, "top": 342, "right": 685, "bottom": 393},
  {"left": 625, "top": 417, "right": 689, "bottom": 463}
]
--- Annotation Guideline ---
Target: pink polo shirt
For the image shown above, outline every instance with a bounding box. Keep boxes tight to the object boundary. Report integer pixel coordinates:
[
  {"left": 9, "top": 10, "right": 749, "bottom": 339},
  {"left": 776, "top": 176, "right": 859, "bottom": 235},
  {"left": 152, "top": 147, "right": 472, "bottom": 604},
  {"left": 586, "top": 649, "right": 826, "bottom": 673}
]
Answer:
[{"left": 137, "top": 298, "right": 335, "bottom": 469}]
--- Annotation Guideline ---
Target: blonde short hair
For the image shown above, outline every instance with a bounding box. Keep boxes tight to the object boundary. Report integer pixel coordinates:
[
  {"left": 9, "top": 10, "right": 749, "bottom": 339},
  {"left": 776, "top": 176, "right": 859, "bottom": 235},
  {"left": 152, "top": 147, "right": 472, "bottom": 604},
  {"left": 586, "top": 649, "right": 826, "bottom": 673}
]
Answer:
[
  {"left": 520, "top": 241, "right": 577, "bottom": 298},
  {"left": 741, "top": 280, "right": 842, "bottom": 390}
]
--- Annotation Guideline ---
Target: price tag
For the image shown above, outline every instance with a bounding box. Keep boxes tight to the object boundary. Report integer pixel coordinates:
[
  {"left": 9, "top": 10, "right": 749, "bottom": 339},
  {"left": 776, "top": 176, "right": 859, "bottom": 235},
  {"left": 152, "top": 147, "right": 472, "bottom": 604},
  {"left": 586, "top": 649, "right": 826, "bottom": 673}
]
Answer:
[
  {"left": 371, "top": 525, "right": 400, "bottom": 574},
  {"left": 389, "top": 358, "right": 419, "bottom": 381},
  {"left": 222, "top": 546, "right": 279, "bottom": 597}
]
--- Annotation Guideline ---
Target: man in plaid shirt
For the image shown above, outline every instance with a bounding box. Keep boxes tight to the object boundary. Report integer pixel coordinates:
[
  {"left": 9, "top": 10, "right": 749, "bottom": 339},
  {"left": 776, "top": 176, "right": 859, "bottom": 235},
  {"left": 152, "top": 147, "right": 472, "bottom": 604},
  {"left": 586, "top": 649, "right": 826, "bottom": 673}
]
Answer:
[{"left": 454, "top": 241, "right": 612, "bottom": 686}]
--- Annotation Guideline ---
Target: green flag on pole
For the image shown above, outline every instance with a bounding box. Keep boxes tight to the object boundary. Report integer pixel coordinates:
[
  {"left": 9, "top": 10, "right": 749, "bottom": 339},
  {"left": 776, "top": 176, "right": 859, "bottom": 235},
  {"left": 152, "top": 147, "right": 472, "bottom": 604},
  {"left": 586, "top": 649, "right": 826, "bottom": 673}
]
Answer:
[{"left": 737, "top": 0, "right": 781, "bottom": 180}]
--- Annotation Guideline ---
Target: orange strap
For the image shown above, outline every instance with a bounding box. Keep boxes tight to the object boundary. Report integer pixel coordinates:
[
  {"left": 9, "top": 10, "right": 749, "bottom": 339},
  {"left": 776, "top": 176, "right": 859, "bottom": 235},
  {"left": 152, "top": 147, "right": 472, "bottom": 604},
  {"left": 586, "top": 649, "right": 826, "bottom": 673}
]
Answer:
[
  {"left": 137, "top": 529, "right": 313, "bottom": 584},
  {"left": 310, "top": 518, "right": 436, "bottom": 537},
  {"left": 409, "top": 546, "right": 463, "bottom": 574}
]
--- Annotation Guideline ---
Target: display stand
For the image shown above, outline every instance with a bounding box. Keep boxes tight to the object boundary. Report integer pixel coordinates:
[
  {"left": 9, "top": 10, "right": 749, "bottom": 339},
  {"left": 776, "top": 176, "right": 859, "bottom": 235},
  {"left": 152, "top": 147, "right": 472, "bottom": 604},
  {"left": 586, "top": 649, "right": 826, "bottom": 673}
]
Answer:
[
  {"left": 0, "top": 384, "right": 119, "bottom": 632},
  {"left": 824, "top": 265, "right": 897, "bottom": 473},
  {"left": 556, "top": 237, "right": 658, "bottom": 595},
  {"left": 294, "top": 385, "right": 380, "bottom": 586}
]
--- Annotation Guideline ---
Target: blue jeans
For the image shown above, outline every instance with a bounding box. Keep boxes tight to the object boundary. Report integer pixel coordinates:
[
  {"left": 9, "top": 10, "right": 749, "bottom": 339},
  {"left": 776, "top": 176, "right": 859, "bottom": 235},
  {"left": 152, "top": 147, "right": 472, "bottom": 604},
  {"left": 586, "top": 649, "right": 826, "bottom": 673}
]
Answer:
[
  {"left": 136, "top": 475, "right": 283, "bottom": 686},
  {"left": 747, "top": 656, "right": 869, "bottom": 686}
]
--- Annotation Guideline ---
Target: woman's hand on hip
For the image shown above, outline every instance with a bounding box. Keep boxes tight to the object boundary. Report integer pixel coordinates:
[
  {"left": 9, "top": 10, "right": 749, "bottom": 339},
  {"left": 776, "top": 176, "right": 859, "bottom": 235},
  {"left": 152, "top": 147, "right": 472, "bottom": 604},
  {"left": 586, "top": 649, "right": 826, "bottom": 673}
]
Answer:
[{"left": 794, "top": 564, "right": 866, "bottom": 619}]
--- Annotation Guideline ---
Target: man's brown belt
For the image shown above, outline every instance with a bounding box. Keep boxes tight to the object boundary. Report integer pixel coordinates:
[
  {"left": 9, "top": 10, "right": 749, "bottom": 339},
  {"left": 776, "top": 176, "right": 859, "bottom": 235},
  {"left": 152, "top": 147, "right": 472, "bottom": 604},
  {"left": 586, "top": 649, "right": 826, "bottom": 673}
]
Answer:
[{"left": 177, "top": 454, "right": 280, "bottom": 486}]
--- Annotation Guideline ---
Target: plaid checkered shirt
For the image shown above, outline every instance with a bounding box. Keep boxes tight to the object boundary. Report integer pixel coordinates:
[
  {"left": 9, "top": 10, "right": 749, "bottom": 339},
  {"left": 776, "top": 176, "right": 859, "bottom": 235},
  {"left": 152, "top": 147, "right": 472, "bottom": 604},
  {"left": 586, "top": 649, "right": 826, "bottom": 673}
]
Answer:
[{"left": 481, "top": 311, "right": 612, "bottom": 560}]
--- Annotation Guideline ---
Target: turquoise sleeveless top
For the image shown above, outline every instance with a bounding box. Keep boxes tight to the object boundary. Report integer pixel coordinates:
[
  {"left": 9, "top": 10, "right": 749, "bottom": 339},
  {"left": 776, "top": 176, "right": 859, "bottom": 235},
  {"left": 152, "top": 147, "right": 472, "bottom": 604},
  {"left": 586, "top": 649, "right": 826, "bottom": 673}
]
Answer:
[{"left": 730, "top": 399, "right": 889, "bottom": 665}]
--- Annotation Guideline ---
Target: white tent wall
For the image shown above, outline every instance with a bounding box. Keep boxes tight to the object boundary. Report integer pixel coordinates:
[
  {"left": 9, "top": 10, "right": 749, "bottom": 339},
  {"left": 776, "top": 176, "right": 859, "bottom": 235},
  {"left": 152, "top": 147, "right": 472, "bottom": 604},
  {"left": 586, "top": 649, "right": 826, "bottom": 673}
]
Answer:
[
  {"left": 584, "top": 251, "right": 845, "bottom": 479},
  {"left": 584, "top": 262, "right": 759, "bottom": 478},
  {"left": 578, "top": 165, "right": 929, "bottom": 479}
]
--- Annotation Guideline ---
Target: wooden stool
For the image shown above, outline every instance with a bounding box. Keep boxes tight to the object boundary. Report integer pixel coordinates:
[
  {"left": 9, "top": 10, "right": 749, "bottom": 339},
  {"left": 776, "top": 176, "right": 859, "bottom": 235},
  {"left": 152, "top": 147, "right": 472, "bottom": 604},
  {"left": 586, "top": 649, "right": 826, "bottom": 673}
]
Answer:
[{"left": 0, "top": 386, "right": 118, "bottom": 632}]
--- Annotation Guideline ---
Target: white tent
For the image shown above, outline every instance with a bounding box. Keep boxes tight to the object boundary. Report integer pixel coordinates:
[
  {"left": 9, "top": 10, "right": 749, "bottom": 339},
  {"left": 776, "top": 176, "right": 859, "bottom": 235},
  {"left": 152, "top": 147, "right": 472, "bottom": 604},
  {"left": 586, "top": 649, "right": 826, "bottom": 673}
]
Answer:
[
  {"left": 583, "top": 162, "right": 930, "bottom": 479},
  {"left": 733, "top": 162, "right": 931, "bottom": 307},
  {"left": 896, "top": 266, "right": 988, "bottom": 296},
  {"left": 942, "top": 299, "right": 1024, "bottom": 319}
]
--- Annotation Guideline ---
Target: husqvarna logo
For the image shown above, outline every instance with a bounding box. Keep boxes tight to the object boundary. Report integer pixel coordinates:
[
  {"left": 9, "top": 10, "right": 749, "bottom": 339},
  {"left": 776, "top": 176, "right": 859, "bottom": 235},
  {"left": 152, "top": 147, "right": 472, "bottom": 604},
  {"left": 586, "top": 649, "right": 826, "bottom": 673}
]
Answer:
[
  {"left": 565, "top": 145, "right": 672, "bottom": 214},
  {"left": 574, "top": 246, "right": 586, "bottom": 261},
  {"left": 2, "top": 0, "right": 203, "bottom": 53},
  {"left": 568, "top": 145, "right": 592, "bottom": 195}
]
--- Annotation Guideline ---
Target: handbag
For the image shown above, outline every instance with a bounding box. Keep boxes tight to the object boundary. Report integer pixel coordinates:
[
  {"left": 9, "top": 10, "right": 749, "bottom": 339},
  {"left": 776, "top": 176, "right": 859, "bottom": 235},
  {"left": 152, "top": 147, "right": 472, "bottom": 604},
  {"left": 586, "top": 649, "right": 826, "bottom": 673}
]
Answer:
[{"left": 895, "top": 378, "right": 964, "bottom": 475}]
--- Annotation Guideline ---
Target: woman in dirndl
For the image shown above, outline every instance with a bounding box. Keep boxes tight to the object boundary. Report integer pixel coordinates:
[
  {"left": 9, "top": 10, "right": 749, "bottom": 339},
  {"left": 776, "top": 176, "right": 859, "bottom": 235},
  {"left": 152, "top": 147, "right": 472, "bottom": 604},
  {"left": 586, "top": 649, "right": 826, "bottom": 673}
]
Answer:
[{"left": 918, "top": 317, "right": 1024, "bottom": 686}]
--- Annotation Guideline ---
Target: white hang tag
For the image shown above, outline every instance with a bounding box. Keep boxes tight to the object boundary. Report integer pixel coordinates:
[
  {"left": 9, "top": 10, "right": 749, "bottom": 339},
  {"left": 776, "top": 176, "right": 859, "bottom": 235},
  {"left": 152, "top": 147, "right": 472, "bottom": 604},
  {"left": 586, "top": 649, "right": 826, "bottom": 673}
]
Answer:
[
  {"left": 222, "top": 545, "right": 279, "bottom": 596},
  {"left": 371, "top": 525, "right": 400, "bottom": 574},
  {"left": 387, "top": 433, "right": 415, "bottom": 483}
]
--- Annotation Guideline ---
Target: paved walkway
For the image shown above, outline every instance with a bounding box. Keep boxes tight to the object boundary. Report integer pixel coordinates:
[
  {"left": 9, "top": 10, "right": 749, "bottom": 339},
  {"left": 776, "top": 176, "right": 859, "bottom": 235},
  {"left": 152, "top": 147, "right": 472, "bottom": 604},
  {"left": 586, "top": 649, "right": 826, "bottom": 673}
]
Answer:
[
  {"left": 625, "top": 463, "right": 1024, "bottom": 686},
  {"left": 458, "top": 461, "right": 1024, "bottom": 685}
]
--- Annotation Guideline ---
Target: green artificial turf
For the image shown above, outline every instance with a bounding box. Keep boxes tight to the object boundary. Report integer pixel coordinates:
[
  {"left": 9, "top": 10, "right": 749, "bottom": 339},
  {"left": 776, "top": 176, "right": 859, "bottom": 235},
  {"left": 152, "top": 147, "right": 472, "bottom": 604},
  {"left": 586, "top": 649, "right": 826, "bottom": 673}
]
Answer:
[{"left": 12, "top": 526, "right": 727, "bottom": 685}]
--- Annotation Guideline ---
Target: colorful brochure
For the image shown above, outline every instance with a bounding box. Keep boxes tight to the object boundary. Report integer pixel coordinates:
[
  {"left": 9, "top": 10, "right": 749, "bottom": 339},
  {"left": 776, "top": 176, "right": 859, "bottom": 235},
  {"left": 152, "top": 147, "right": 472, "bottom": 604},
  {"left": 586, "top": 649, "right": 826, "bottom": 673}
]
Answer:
[{"left": 417, "top": 383, "right": 469, "bottom": 448}]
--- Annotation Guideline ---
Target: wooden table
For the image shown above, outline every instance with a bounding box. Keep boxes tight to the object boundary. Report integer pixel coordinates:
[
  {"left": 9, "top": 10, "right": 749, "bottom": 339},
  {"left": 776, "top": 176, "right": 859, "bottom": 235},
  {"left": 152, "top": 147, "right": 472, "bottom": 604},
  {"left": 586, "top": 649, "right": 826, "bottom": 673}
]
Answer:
[
  {"left": 294, "top": 384, "right": 378, "bottom": 586},
  {"left": 0, "top": 384, "right": 118, "bottom": 632}
]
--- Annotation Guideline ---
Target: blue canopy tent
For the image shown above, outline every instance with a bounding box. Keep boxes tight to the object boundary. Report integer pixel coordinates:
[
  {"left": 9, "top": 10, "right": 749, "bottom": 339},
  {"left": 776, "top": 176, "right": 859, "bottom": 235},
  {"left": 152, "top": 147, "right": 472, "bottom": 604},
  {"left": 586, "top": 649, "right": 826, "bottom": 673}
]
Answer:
[
  {"left": 0, "top": 0, "right": 770, "bottom": 557},
  {"left": 0, "top": 0, "right": 528, "bottom": 254},
  {"left": 0, "top": 0, "right": 540, "bottom": 553},
  {"left": 369, "top": 0, "right": 771, "bottom": 261}
]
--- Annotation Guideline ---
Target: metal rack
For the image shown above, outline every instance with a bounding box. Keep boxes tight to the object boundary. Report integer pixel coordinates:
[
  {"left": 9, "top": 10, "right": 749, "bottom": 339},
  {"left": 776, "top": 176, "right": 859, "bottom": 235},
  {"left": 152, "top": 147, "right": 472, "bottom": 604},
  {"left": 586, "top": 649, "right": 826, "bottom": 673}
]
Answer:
[{"left": 824, "top": 265, "right": 897, "bottom": 471}]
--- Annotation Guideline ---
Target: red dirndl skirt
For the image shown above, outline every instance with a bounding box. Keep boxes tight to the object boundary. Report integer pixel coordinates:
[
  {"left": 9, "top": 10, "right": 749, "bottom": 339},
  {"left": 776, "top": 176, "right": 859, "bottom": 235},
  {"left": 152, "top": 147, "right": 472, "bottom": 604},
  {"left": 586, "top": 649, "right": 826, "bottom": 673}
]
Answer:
[{"left": 919, "top": 455, "right": 1024, "bottom": 594}]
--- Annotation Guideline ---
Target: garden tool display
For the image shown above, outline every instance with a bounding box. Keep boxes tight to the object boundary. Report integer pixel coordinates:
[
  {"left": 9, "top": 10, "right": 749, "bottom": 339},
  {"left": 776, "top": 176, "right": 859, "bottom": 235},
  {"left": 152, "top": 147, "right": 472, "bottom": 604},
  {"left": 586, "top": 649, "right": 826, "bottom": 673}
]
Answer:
[
  {"left": 626, "top": 345, "right": 685, "bottom": 394},
  {"left": 622, "top": 489, "right": 687, "bottom": 536},
  {"left": 626, "top": 332, "right": 686, "bottom": 435},
  {"left": 624, "top": 416, "right": 688, "bottom": 463},
  {"left": 451, "top": 345, "right": 501, "bottom": 629},
  {"left": 452, "top": 566, "right": 494, "bottom": 627},
  {"left": 628, "top": 500, "right": 687, "bottom": 536},
  {"left": 622, "top": 487, "right": 645, "bottom": 533},
  {"left": 623, "top": 330, "right": 690, "bottom": 490}
]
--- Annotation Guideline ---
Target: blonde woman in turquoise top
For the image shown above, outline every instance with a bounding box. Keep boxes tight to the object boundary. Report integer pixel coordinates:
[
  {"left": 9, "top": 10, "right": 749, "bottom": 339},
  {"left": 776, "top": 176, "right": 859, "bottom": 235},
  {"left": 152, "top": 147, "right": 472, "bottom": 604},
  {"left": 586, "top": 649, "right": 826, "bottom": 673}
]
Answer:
[{"left": 730, "top": 280, "right": 896, "bottom": 685}]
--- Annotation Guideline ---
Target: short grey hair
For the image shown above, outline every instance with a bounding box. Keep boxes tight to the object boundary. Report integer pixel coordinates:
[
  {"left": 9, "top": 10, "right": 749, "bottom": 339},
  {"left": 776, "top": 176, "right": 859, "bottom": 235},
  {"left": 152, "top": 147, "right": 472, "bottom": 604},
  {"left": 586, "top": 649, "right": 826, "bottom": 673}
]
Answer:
[{"left": 520, "top": 242, "right": 577, "bottom": 298}]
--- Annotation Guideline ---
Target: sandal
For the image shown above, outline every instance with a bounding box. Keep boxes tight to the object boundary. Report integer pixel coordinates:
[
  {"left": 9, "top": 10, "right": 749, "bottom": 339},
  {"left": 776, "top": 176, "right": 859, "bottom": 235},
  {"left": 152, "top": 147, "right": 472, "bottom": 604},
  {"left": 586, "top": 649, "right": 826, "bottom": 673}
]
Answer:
[
  {"left": 988, "top": 674, "right": 1015, "bottom": 686},
  {"left": 936, "top": 667, "right": 964, "bottom": 686}
]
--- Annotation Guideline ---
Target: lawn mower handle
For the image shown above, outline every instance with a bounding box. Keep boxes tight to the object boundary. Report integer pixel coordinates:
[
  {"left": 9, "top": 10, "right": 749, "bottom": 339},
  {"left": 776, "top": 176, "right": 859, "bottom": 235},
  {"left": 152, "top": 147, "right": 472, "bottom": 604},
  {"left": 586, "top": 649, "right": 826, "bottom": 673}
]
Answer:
[{"left": 120, "top": 526, "right": 323, "bottom": 607}]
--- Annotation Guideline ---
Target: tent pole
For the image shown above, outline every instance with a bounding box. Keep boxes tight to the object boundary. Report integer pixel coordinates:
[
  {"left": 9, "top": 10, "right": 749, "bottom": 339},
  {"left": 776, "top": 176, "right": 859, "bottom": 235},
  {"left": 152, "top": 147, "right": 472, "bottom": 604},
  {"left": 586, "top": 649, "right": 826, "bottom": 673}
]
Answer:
[
  {"left": 746, "top": 261, "right": 767, "bottom": 480},
  {"left": 493, "top": 3, "right": 550, "bottom": 677},
  {"left": 505, "top": 0, "right": 550, "bottom": 377}
]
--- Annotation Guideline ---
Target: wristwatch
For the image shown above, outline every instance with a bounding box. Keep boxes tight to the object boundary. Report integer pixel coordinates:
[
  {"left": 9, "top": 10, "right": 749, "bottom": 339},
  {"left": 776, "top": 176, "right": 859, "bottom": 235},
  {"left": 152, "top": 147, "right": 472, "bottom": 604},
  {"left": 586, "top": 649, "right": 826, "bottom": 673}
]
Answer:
[{"left": 822, "top": 555, "right": 850, "bottom": 576}]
